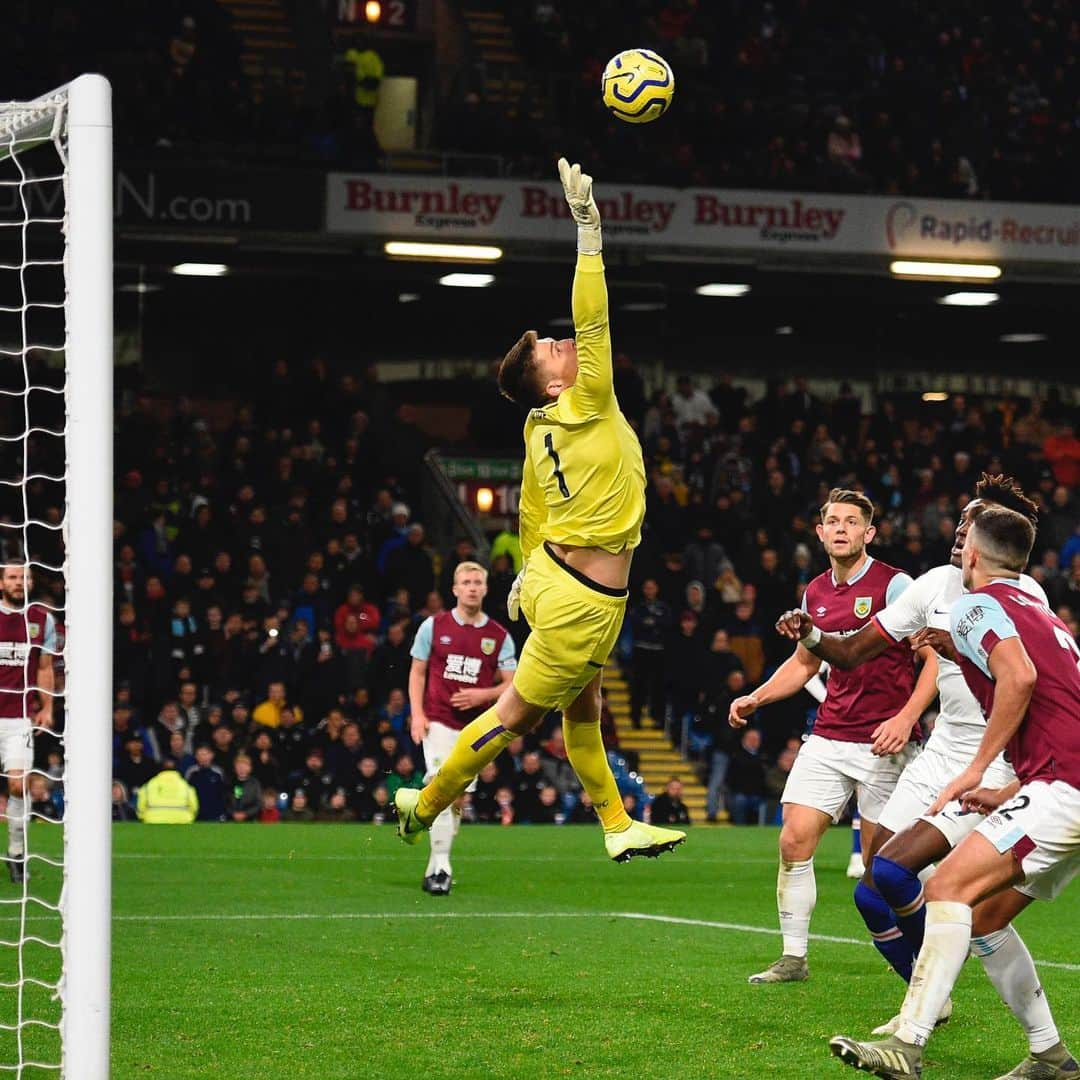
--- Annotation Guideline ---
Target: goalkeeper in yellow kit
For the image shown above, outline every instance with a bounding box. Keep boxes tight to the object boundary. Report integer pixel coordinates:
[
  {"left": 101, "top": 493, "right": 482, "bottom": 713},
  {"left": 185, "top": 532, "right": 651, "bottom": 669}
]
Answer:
[{"left": 395, "top": 159, "right": 686, "bottom": 862}]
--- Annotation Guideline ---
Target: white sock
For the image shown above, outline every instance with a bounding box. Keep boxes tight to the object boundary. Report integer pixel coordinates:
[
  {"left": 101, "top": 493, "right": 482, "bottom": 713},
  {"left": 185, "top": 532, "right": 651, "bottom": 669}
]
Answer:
[
  {"left": 973, "top": 926, "right": 1060, "bottom": 1054},
  {"left": 897, "top": 901, "right": 972, "bottom": 1046},
  {"left": 425, "top": 807, "right": 454, "bottom": 878},
  {"left": 778, "top": 858, "right": 816, "bottom": 958},
  {"left": 6, "top": 796, "right": 25, "bottom": 857}
]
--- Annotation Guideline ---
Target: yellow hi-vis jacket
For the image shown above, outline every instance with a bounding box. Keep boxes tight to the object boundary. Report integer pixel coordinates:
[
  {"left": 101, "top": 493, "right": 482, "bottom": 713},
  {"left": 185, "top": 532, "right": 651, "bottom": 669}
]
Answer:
[{"left": 137, "top": 769, "right": 199, "bottom": 824}]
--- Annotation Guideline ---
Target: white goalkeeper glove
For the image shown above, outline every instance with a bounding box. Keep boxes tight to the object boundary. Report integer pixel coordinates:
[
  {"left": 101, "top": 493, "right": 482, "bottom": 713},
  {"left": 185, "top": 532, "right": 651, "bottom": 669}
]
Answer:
[
  {"left": 557, "top": 157, "right": 602, "bottom": 255},
  {"left": 507, "top": 566, "right": 526, "bottom": 622}
]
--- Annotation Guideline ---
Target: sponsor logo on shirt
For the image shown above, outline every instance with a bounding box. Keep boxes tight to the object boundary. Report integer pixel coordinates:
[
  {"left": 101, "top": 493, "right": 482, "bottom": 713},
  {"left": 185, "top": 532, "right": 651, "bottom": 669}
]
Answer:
[
  {"left": 954, "top": 606, "right": 985, "bottom": 639},
  {"left": 444, "top": 653, "right": 482, "bottom": 685},
  {"left": 853, "top": 596, "right": 872, "bottom": 618},
  {"left": 480, "top": 637, "right": 496, "bottom": 656},
  {"left": 439, "top": 635, "right": 452, "bottom": 644},
  {"left": 0, "top": 642, "right": 30, "bottom": 666}
]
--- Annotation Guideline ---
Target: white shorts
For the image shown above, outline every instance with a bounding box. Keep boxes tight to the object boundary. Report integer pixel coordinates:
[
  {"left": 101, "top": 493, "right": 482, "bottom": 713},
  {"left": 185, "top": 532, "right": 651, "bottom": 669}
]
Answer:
[
  {"left": 0, "top": 726, "right": 33, "bottom": 774},
  {"left": 423, "top": 721, "right": 477, "bottom": 794},
  {"left": 781, "top": 734, "right": 918, "bottom": 824},
  {"left": 974, "top": 780, "right": 1080, "bottom": 902},
  {"left": 879, "top": 746, "right": 1017, "bottom": 848}
]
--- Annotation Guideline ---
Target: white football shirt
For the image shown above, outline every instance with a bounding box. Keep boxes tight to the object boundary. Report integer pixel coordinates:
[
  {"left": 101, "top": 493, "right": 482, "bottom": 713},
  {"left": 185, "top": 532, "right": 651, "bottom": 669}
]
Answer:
[{"left": 873, "top": 563, "right": 1047, "bottom": 761}]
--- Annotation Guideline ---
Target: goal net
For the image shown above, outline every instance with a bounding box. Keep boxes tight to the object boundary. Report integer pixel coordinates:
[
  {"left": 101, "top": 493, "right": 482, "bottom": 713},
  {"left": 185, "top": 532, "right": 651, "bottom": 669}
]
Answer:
[{"left": 0, "top": 77, "right": 112, "bottom": 1078}]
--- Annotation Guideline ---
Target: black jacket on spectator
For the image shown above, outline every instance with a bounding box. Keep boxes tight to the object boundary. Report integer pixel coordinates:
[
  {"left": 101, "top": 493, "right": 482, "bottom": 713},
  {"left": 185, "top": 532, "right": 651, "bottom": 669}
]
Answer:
[
  {"left": 650, "top": 793, "right": 692, "bottom": 826},
  {"left": 186, "top": 764, "right": 227, "bottom": 822},
  {"left": 726, "top": 748, "right": 769, "bottom": 798}
]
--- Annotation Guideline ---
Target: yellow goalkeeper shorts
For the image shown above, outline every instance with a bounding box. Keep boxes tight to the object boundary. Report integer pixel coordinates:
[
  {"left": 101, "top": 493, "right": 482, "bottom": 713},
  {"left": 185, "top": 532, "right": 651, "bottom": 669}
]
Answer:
[{"left": 513, "top": 542, "right": 629, "bottom": 711}]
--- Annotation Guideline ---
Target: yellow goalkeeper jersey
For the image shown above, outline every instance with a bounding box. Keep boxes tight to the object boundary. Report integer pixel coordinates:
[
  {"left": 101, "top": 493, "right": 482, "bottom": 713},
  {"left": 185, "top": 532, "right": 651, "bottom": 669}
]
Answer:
[{"left": 519, "top": 253, "right": 646, "bottom": 563}]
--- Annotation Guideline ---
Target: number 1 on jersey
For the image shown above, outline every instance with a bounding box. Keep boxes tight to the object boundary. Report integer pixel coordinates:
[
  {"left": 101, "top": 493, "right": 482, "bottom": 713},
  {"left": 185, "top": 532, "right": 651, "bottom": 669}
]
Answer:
[{"left": 544, "top": 432, "right": 571, "bottom": 498}]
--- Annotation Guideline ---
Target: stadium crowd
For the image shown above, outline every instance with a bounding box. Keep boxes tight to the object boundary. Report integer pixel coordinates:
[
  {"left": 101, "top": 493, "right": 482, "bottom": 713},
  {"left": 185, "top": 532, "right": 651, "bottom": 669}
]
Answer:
[
  {"left": 495, "top": 0, "right": 1080, "bottom": 203},
  {"left": 28, "top": 355, "right": 1057, "bottom": 828},
  {"left": 6, "top": 1, "right": 1079, "bottom": 203},
  {"left": 5, "top": 350, "right": 1077, "bottom": 827}
]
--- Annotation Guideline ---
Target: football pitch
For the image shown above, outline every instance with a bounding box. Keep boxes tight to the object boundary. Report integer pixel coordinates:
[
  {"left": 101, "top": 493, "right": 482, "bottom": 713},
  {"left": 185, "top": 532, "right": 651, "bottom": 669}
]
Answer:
[{"left": 14, "top": 823, "right": 1080, "bottom": 1078}]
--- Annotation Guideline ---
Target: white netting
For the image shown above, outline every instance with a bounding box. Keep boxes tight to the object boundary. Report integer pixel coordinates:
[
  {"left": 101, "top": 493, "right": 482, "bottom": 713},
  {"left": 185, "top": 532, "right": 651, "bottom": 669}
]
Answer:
[{"left": 0, "top": 91, "right": 71, "bottom": 1075}]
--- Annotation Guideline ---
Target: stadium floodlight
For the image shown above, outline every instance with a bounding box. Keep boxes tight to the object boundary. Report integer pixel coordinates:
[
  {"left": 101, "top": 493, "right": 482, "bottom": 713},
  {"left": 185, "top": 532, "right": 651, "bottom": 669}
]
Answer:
[
  {"left": 0, "top": 75, "right": 113, "bottom": 1077},
  {"left": 922, "top": 392, "right": 950, "bottom": 402},
  {"left": 937, "top": 292, "right": 1000, "bottom": 307},
  {"left": 620, "top": 301, "right": 667, "bottom": 312},
  {"left": 171, "top": 262, "right": 229, "bottom": 276},
  {"left": 999, "top": 333, "right": 1048, "bottom": 343},
  {"left": 890, "top": 260, "right": 1001, "bottom": 280},
  {"left": 385, "top": 241, "right": 503, "bottom": 262},
  {"left": 439, "top": 273, "right": 495, "bottom": 288},
  {"left": 695, "top": 283, "right": 751, "bottom": 297}
]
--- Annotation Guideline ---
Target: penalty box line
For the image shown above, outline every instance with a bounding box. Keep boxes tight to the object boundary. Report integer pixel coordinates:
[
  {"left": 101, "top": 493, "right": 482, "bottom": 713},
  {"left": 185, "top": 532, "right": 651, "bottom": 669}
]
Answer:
[{"left": 99, "top": 909, "right": 1080, "bottom": 973}]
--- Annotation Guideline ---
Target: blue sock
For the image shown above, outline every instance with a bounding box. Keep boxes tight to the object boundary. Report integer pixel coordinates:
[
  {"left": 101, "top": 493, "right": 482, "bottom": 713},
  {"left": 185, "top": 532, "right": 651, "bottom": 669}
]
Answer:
[
  {"left": 873, "top": 854, "right": 927, "bottom": 955},
  {"left": 851, "top": 816, "right": 862, "bottom": 855},
  {"left": 854, "top": 880, "right": 914, "bottom": 982}
]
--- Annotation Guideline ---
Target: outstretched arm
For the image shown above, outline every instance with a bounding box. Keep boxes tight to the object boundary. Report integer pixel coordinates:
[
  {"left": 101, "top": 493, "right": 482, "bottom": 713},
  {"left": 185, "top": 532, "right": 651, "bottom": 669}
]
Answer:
[
  {"left": 559, "top": 158, "right": 612, "bottom": 416},
  {"left": 728, "top": 643, "right": 822, "bottom": 727}
]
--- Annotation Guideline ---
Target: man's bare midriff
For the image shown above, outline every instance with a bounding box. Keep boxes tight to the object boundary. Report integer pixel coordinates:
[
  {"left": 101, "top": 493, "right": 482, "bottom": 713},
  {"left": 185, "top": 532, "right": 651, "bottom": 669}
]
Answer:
[{"left": 548, "top": 542, "right": 632, "bottom": 590}]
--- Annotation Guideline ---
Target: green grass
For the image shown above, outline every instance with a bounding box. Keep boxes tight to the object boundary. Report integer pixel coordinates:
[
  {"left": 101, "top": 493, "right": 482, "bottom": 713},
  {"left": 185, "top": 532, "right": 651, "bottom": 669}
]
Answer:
[{"left": 7, "top": 823, "right": 1080, "bottom": 1078}]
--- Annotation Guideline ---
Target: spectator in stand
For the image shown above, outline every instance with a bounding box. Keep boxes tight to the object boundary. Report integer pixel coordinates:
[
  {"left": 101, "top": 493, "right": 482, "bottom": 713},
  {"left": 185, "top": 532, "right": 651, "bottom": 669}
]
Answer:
[
  {"left": 332, "top": 587, "right": 380, "bottom": 652},
  {"left": 348, "top": 755, "right": 383, "bottom": 820},
  {"left": 290, "top": 746, "right": 335, "bottom": 810},
  {"left": 540, "top": 725, "right": 582, "bottom": 814},
  {"left": 385, "top": 752, "right": 423, "bottom": 804},
  {"left": 672, "top": 375, "right": 718, "bottom": 429},
  {"left": 112, "top": 781, "right": 137, "bottom": 822},
  {"left": 115, "top": 733, "right": 159, "bottom": 796},
  {"left": 514, "top": 751, "right": 550, "bottom": 824},
  {"left": 226, "top": 754, "right": 262, "bottom": 822},
  {"left": 253, "top": 681, "right": 303, "bottom": 730},
  {"left": 628, "top": 579, "right": 673, "bottom": 729},
  {"left": 385, "top": 524, "right": 435, "bottom": 608},
  {"left": 368, "top": 620, "right": 412, "bottom": 706},
  {"left": 258, "top": 789, "right": 281, "bottom": 823},
  {"left": 136, "top": 767, "right": 199, "bottom": 824},
  {"left": 1044, "top": 421, "right": 1080, "bottom": 488},
  {"left": 665, "top": 610, "right": 708, "bottom": 746},
  {"left": 725, "top": 598, "right": 765, "bottom": 684},
  {"left": 284, "top": 789, "right": 316, "bottom": 822},
  {"left": 185, "top": 745, "right": 226, "bottom": 823},
  {"left": 726, "top": 727, "right": 769, "bottom": 825},
  {"left": 651, "top": 777, "right": 692, "bottom": 826}
]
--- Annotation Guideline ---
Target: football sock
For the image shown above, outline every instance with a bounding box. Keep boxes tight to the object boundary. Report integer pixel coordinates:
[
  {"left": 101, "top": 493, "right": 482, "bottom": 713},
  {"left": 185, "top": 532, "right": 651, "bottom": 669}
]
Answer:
[
  {"left": 972, "top": 926, "right": 1060, "bottom": 1054},
  {"left": 426, "top": 808, "right": 454, "bottom": 878},
  {"left": 778, "top": 858, "right": 816, "bottom": 959},
  {"left": 854, "top": 880, "right": 914, "bottom": 982},
  {"left": 851, "top": 816, "right": 862, "bottom": 855},
  {"left": 562, "top": 714, "right": 631, "bottom": 833},
  {"left": 416, "top": 706, "right": 513, "bottom": 825},
  {"left": 874, "top": 854, "right": 927, "bottom": 954},
  {"left": 6, "top": 796, "right": 25, "bottom": 857},
  {"left": 897, "top": 901, "right": 971, "bottom": 1046}
]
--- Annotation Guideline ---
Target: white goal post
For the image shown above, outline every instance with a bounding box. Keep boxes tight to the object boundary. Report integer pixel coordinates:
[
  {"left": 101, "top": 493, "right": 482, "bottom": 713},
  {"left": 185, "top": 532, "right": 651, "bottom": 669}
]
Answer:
[{"left": 0, "top": 74, "right": 113, "bottom": 1077}]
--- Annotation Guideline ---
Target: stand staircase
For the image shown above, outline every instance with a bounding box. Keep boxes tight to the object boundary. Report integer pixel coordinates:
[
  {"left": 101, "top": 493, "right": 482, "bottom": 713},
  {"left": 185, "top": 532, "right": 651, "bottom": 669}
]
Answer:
[{"left": 603, "top": 665, "right": 718, "bottom": 823}]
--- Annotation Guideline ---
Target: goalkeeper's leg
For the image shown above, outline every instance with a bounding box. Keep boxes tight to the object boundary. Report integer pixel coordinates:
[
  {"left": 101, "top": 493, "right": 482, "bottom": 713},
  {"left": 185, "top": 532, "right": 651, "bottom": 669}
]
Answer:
[
  {"left": 564, "top": 673, "right": 685, "bottom": 862},
  {"left": 398, "top": 686, "right": 546, "bottom": 841}
]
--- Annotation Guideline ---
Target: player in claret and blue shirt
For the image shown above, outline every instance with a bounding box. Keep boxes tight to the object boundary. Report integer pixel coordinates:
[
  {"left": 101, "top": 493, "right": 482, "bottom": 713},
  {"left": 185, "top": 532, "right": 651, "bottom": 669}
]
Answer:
[
  {"left": 831, "top": 505, "right": 1080, "bottom": 1080},
  {"left": 729, "top": 489, "right": 938, "bottom": 985}
]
